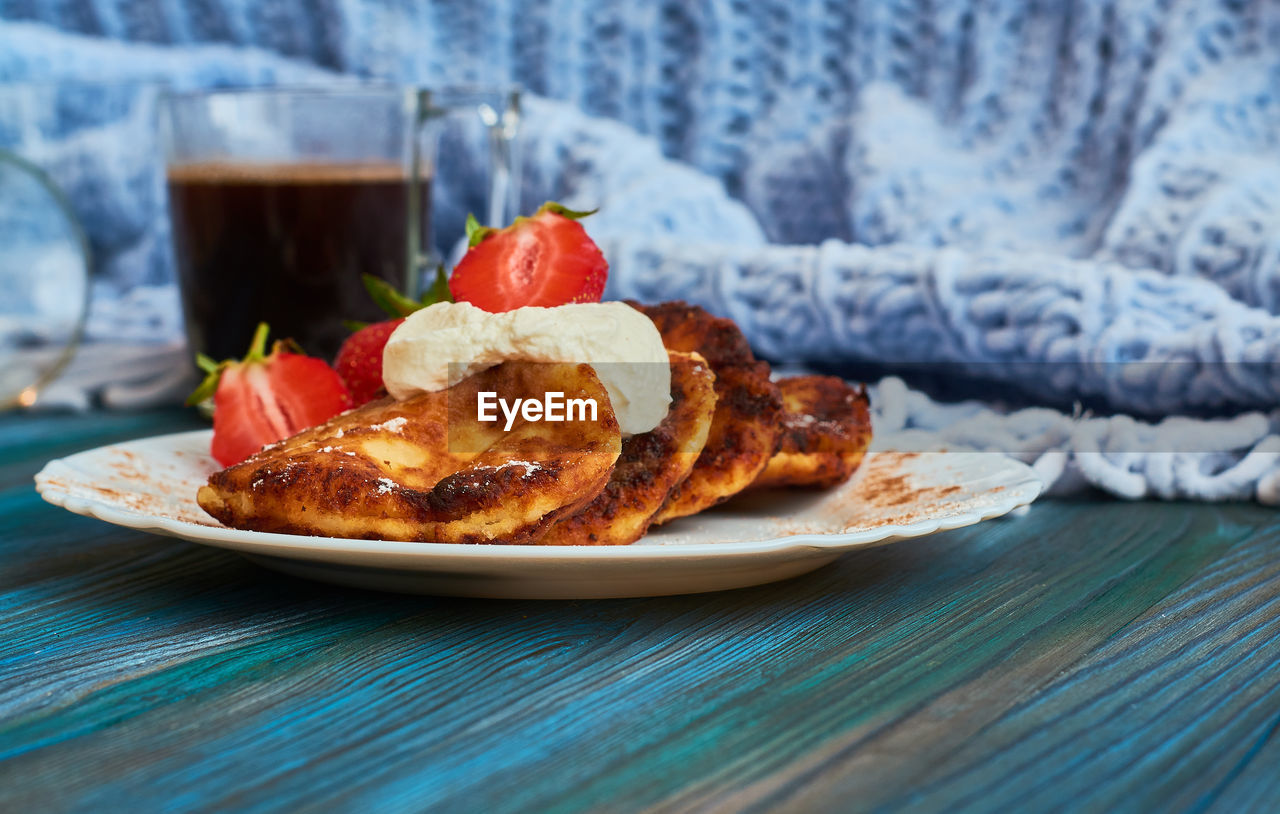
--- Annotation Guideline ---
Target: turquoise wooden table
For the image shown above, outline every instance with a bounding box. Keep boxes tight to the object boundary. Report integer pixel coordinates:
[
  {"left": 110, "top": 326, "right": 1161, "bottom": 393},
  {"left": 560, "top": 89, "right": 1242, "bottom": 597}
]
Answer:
[{"left": 3, "top": 409, "right": 1280, "bottom": 813}]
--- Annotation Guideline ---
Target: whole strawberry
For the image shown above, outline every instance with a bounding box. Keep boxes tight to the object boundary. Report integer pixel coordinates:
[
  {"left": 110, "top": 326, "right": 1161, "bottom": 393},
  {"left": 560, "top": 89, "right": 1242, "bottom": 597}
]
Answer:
[
  {"left": 335, "top": 269, "right": 451, "bottom": 405},
  {"left": 187, "top": 323, "right": 352, "bottom": 467},
  {"left": 335, "top": 318, "right": 404, "bottom": 405}
]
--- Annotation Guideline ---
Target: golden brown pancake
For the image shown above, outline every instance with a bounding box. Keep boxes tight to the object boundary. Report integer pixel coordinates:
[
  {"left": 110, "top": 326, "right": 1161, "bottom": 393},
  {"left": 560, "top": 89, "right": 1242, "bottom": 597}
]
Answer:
[
  {"left": 541, "top": 351, "right": 717, "bottom": 545},
  {"left": 752, "top": 376, "right": 872, "bottom": 489},
  {"left": 631, "top": 301, "right": 784, "bottom": 523},
  {"left": 198, "top": 361, "right": 621, "bottom": 544}
]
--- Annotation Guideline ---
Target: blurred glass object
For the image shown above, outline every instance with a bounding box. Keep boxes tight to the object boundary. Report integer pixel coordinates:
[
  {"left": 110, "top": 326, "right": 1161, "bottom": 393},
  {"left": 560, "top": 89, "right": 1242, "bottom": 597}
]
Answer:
[
  {"left": 0, "top": 149, "right": 91, "bottom": 409},
  {"left": 426, "top": 86, "right": 523, "bottom": 241}
]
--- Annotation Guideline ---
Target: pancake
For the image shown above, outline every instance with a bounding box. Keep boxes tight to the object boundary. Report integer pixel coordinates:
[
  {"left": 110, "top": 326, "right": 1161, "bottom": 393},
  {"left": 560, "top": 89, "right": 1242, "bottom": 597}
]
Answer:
[
  {"left": 631, "top": 301, "right": 784, "bottom": 523},
  {"left": 751, "top": 376, "right": 872, "bottom": 489},
  {"left": 542, "top": 351, "right": 717, "bottom": 545},
  {"left": 198, "top": 361, "right": 621, "bottom": 544}
]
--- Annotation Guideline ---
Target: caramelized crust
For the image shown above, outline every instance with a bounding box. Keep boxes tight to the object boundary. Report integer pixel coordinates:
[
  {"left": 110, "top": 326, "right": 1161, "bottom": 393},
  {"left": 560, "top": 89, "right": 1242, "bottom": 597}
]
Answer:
[
  {"left": 197, "top": 362, "right": 621, "bottom": 544},
  {"left": 632, "top": 301, "right": 784, "bottom": 523},
  {"left": 752, "top": 376, "right": 872, "bottom": 489},
  {"left": 628, "top": 300, "right": 757, "bottom": 368},
  {"left": 541, "top": 351, "right": 717, "bottom": 545}
]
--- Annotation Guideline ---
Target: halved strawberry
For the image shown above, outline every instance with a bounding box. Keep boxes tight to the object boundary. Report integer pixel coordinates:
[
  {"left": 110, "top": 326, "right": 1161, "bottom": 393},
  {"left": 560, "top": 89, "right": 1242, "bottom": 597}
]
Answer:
[
  {"left": 448, "top": 202, "right": 607, "bottom": 312},
  {"left": 188, "top": 323, "right": 352, "bottom": 467},
  {"left": 334, "top": 269, "right": 452, "bottom": 405}
]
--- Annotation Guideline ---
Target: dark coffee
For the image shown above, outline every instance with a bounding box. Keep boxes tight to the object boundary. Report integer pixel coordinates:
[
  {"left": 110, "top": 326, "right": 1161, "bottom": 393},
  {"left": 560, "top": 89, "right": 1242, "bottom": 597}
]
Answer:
[{"left": 167, "top": 162, "right": 430, "bottom": 362}]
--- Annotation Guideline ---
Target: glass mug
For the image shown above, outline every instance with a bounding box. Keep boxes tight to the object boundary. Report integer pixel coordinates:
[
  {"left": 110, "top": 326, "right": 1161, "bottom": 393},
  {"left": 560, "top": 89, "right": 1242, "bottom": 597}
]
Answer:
[{"left": 161, "top": 86, "right": 520, "bottom": 362}]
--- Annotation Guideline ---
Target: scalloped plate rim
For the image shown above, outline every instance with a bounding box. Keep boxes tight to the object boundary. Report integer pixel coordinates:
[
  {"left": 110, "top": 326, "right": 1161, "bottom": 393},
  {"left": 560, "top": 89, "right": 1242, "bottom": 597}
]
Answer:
[{"left": 35, "top": 429, "right": 1043, "bottom": 564}]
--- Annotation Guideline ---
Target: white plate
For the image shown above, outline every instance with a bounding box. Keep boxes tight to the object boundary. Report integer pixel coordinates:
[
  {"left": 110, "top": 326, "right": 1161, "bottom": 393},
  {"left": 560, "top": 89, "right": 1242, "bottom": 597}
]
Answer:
[{"left": 35, "top": 430, "right": 1042, "bottom": 599}]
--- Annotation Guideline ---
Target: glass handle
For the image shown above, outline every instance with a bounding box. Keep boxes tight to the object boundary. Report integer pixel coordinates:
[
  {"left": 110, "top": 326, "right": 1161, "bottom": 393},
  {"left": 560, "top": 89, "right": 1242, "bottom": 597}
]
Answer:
[
  {"left": 481, "top": 89, "right": 522, "bottom": 228},
  {"left": 408, "top": 90, "right": 436, "bottom": 299},
  {"left": 410, "top": 87, "right": 522, "bottom": 298}
]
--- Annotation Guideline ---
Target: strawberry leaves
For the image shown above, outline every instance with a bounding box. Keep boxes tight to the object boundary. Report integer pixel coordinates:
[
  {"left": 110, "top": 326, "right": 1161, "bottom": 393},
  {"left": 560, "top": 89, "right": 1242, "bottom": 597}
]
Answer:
[
  {"left": 465, "top": 213, "right": 496, "bottom": 249},
  {"left": 422, "top": 265, "right": 453, "bottom": 307},
  {"left": 360, "top": 269, "right": 453, "bottom": 324},
  {"left": 536, "top": 201, "right": 598, "bottom": 220},
  {"left": 186, "top": 322, "right": 271, "bottom": 406}
]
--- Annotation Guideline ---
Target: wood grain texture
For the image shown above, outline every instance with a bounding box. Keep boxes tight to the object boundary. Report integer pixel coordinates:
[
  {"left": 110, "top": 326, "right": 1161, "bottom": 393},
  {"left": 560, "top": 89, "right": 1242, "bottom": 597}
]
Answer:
[{"left": 2, "top": 410, "right": 1280, "bottom": 813}]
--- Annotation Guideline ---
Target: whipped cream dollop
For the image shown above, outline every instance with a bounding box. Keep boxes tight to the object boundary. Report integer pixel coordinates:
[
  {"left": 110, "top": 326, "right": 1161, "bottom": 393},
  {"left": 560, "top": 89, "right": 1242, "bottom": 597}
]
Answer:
[{"left": 381, "top": 301, "right": 671, "bottom": 434}]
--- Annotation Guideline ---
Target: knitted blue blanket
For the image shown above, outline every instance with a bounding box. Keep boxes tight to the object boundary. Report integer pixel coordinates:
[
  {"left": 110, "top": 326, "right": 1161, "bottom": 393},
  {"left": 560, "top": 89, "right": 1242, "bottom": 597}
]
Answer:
[{"left": 3, "top": 2, "right": 1279, "bottom": 502}]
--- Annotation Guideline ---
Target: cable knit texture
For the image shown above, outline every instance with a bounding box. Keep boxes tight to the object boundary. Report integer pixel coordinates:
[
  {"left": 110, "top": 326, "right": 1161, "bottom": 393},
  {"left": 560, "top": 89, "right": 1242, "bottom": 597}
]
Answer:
[{"left": 2, "top": 1, "right": 1280, "bottom": 502}]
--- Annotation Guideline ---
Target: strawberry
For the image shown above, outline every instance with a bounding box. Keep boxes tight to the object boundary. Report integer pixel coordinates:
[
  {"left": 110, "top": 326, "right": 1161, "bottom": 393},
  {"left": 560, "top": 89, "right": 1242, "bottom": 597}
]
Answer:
[
  {"left": 448, "top": 202, "right": 607, "bottom": 312},
  {"left": 187, "top": 323, "right": 352, "bottom": 467},
  {"left": 334, "top": 269, "right": 452, "bottom": 405},
  {"left": 334, "top": 318, "right": 404, "bottom": 405}
]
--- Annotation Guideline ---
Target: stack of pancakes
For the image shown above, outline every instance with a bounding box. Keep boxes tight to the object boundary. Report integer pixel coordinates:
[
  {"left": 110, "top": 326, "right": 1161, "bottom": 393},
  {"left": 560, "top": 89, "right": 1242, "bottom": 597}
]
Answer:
[{"left": 199, "top": 302, "right": 872, "bottom": 545}]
